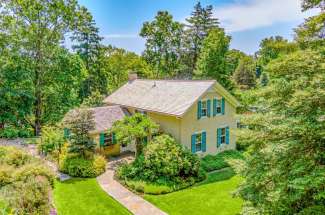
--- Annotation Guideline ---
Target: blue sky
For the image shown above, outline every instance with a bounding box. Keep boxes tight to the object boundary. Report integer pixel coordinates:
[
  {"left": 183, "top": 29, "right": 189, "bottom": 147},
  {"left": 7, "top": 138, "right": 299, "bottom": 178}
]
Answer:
[{"left": 78, "top": 0, "right": 318, "bottom": 55}]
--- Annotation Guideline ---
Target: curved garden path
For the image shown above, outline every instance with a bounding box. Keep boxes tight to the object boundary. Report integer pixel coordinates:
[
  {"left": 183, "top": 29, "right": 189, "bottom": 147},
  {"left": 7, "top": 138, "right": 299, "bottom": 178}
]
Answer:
[{"left": 97, "top": 154, "right": 167, "bottom": 215}]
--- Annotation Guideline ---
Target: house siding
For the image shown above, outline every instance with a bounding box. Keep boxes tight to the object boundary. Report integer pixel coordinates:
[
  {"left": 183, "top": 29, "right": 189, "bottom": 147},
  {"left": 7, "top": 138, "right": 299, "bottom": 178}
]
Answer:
[
  {"left": 91, "top": 133, "right": 121, "bottom": 156},
  {"left": 180, "top": 90, "right": 237, "bottom": 156},
  {"left": 124, "top": 88, "right": 237, "bottom": 156},
  {"left": 126, "top": 107, "right": 182, "bottom": 143}
]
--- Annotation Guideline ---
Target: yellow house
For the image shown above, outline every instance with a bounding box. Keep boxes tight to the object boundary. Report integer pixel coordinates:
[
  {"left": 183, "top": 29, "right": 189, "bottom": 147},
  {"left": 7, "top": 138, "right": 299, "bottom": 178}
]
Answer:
[
  {"left": 64, "top": 106, "right": 131, "bottom": 156},
  {"left": 103, "top": 75, "right": 240, "bottom": 156}
]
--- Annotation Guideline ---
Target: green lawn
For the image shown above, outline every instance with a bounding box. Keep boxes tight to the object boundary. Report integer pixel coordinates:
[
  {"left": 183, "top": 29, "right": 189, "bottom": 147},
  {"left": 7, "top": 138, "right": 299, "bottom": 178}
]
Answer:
[
  {"left": 144, "top": 175, "right": 243, "bottom": 215},
  {"left": 54, "top": 178, "right": 130, "bottom": 215}
]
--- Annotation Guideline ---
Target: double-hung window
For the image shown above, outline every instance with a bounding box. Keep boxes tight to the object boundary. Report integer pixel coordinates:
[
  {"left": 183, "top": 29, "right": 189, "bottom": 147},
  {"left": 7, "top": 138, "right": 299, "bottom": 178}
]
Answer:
[
  {"left": 195, "top": 133, "right": 202, "bottom": 152},
  {"left": 215, "top": 99, "right": 222, "bottom": 114},
  {"left": 220, "top": 128, "right": 226, "bottom": 144},
  {"left": 217, "top": 126, "right": 229, "bottom": 147},
  {"left": 201, "top": 100, "right": 207, "bottom": 117},
  {"left": 191, "top": 131, "right": 206, "bottom": 153}
]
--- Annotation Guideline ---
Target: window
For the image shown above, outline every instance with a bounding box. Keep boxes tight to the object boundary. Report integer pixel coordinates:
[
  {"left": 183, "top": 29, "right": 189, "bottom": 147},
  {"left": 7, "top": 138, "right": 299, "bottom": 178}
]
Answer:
[
  {"left": 201, "top": 100, "right": 207, "bottom": 117},
  {"left": 104, "top": 133, "right": 114, "bottom": 146},
  {"left": 215, "top": 99, "right": 222, "bottom": 114},
  {"left": 220, "top": 128, "right": 226, "bottom": 145},
  {"left": 195, "top": 133, "right": 202, "bottom": 152}
]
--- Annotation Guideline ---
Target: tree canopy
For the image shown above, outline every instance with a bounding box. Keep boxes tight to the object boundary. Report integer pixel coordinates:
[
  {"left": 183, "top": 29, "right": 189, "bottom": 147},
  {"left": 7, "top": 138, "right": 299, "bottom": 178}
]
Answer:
[{"left": 236, "top": 49, "right": 325, "bottom": 214}]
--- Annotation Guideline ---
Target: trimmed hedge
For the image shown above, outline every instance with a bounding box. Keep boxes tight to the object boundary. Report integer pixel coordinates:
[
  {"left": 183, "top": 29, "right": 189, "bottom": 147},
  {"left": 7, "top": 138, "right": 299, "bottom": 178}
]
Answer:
[
  {"left": 60, "top": 155, "right": 106, "bottom": 178},
  {"left": 201, "top": 150, "right": 244, "bottom": 172}
]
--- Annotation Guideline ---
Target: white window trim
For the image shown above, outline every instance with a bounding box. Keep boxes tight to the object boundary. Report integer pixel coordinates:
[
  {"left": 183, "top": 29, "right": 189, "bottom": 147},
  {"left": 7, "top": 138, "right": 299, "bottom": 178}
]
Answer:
[
  {"left": 194, "top": 130, "right": 206, "bottom": 153},
  {"left": 214, "top": 97, "right": 223, "bottom": 116},
  {"left": 200, "top": 100, "right": 208, "bottom": 118}
]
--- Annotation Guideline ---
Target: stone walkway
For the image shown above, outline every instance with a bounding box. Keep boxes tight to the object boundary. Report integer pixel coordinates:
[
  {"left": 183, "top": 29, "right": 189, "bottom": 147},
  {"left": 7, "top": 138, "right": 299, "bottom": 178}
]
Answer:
[{"left": 97, "top": 154, "right": 167, "bottom": 215}]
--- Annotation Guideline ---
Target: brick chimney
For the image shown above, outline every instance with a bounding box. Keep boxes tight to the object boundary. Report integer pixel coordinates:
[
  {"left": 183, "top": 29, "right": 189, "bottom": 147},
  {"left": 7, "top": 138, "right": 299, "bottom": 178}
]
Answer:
[{"left": 128, "top": 73, "right": 138, "bottom": 81}]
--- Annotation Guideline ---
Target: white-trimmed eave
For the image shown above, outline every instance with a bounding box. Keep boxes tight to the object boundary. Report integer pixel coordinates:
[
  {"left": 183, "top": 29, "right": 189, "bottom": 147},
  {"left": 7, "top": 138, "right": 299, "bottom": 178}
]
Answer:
[{"left": 179, "top": 81, "right": 240, "bottom": 118}]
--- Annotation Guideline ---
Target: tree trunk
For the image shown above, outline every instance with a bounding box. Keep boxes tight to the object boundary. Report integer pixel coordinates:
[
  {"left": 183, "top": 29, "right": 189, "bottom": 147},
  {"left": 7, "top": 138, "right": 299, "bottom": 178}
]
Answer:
[
  {"left": 135, "top": 138, "right": 143, "bottom": 158},
  {"left": 34, "top": 86, "right": 42, "bottom": 136}
]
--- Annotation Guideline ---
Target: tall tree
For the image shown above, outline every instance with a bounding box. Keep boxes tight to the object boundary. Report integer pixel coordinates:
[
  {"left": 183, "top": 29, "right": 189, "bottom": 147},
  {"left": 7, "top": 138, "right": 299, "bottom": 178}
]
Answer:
[
  {"left": 301, "top": 0, "right": 325, "bottom": 11},
  {"left": 195, "top": 28, "right": 232, "bottom": 89},
  {"left": 295, "top": 0, "right": 325, "bottom": 50},
  {"left": 185, "top": 2, "right": 220, "bottom": 73},
  {"left": 256, "top": 36, "right": 298, "bottom": 66},
  {"left": 233, "top": 56, "right": 256, "bottom": 89},
  {"left": 0, "top": 0, "right": 84, "bottom": 136},
  {"left": 236, "top": 49, "right": 325, "bottom": 214},
  {"left": 225, "top": 49, "right": 247, "bottom": 76},
  {"left": 101, "top": 46, "right": 152, "bottom": 92},
  {"left": 140, "top": 11, "right": 184, "bottom": 78},
  {"left": 71, "top": 6, "right": 105, "bottom": 98}
]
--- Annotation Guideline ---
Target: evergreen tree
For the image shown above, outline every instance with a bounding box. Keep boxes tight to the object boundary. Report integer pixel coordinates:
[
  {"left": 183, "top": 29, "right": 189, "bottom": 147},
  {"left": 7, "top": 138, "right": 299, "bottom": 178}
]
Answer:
[
  {"left": 71, "top": 7, "right": 105, "bottom": 98},
  {"left": 195, "top": 28, "right": 232, "bottom": 89},
  {"left": 64, "top": 108, "right": 96, "bottom": 158},
  {"left": 233, "top": 56, "right": 256, "bottom": 89},
  {"left": 185, "top": 2, "right": 219, "bottom": 73}
]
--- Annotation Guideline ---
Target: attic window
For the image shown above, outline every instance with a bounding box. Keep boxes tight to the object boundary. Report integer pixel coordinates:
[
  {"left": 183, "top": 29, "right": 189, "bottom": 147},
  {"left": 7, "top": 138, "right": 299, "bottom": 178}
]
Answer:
[{"left": 201, "top": 100, "right": 207, "bottom": 117}]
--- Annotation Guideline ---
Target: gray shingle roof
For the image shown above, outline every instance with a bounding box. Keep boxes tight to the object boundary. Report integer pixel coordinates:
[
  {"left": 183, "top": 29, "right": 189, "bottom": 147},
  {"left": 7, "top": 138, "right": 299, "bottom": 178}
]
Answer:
[
  {"left": 64, "top": 106, "right": 128, "bottom": 133},
  {"left": 104, "top": 79, "right": 216, "bottom": 116}
]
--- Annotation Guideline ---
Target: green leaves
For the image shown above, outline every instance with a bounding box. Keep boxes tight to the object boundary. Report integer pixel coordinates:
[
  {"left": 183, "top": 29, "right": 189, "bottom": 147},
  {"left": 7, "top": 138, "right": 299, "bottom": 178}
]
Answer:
[
  {"left": 195, "top": 28, "right": 232, "bottom": 89},
  {"left": 236, "top": 49, "right": 325, "bottom": 214},
  {"left": 112, "top": 113, "right": 159, "bottom": 157}
]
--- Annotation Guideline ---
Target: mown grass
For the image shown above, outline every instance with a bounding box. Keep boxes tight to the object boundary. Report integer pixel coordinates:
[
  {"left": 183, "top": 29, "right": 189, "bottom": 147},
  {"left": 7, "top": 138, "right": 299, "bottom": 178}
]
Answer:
[
  {"left": 144, "top": 171, "right": 243, "bottom": 215},
  {"left": 53, "top": 178, "right": 130, "bottom": 215}
]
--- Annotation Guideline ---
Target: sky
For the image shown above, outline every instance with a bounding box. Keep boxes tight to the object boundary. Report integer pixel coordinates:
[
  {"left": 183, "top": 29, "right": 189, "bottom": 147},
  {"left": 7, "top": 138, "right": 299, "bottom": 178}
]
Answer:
[{"left": 78, "top": 0, "right": 319, "bottom": 55}]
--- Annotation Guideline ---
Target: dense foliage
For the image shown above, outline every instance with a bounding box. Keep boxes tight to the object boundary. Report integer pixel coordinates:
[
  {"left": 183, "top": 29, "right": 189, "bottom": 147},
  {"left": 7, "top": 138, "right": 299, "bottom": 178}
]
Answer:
[
  {"left": 63, "top": 108, "right": 96, "bottom": 158},
  {"left": 0, "top": 146, "right": 55, "bottom": 214},
  {"left": 112, "top": 113, "right": 159, "bottom": 157},
  {"left": 195, "top": 28, "right": 232, "bottom": 90},
  {"left": 140, "top": 11, "right": 184, "bottom": 78},
  {"left": 236, "top": 49, "right": 325, "bottom": 214},
  {"left": 201, "top": 150, "right": 244, "bottom": 172},
  {"left": 117, "top": 135, "right": 204, "bottom": 192},
  {"left": 60, "top": 155, "right": 106, "bottom": 177},
  {"left": 233, "top": 56, "right": 256, "bottom": 89}
]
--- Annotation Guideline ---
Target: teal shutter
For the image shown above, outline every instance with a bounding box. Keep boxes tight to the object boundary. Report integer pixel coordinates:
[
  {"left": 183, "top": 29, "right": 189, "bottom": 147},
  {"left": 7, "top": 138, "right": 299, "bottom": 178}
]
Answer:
[
  {"left": 64, "top": 128, "right": 70, "bottom": 139},
  {"left": 217, "top": 128, "right": 221, "bottom": 147},
  {"left": 197, "top": 101, "right": 202, "bottom": 119},
  {"left": 99, "top": 132, "right": 105, "bottom": 147},
  {"left": 207, "top": 100, "right": 211, "bottom": 117},
  {"left": 112, "top": 132, "right": 116, "bottom": 144},
  {"left": 221, "top": 98, "right": 225, "bottom": 115},
  {"left": 202, "top": 131, "right": 206, "bottom": 152},
  {"left": 226, "top": 127, "right": 230, "bottom": 144},
  {"left": 191, "top": 134, "right": 196, "bottom": 153},
  {"left": 213, "top": 99, "right": 217, "bottom": 116}
]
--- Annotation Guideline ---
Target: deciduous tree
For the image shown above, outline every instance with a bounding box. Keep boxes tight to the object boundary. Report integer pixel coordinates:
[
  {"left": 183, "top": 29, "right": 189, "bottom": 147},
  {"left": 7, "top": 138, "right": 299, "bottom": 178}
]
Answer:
[
  {"left": 112, "top": 113, "right": 159, "bottom": 157},
  {"left": 195, "top": 28, "right": 232, "bottom": 89},
  {"left": 140, "top": 11, "right": 184, "bottom": 78},
  {"left": 0, "top": 0, "right": 85, "bottom": 135},
  {"left": 236, "top": 49, "right": 325, "bottom": 214}
]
